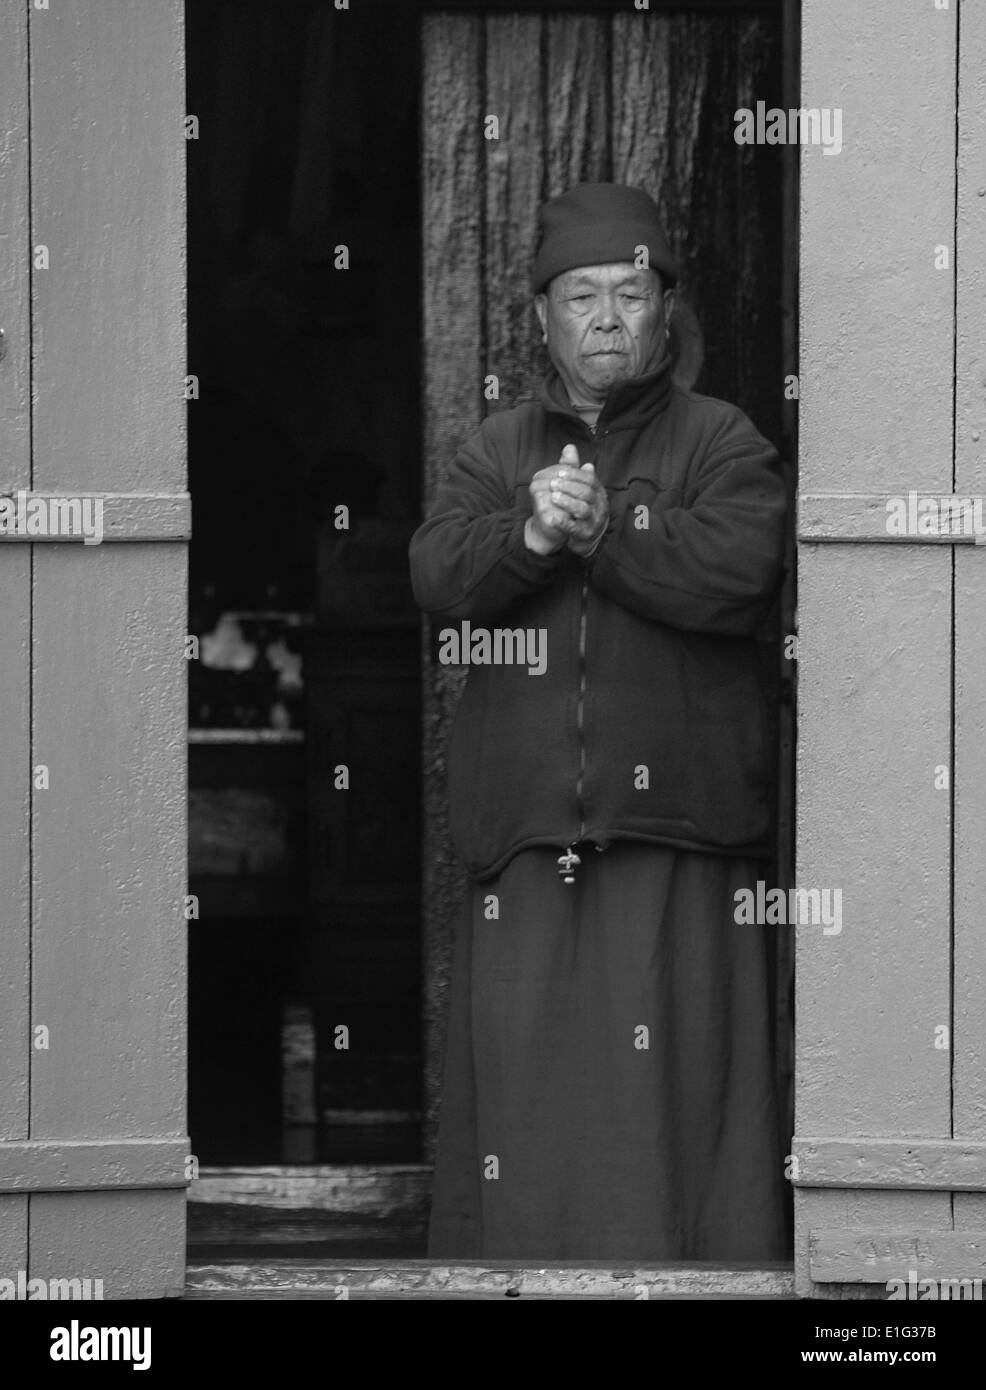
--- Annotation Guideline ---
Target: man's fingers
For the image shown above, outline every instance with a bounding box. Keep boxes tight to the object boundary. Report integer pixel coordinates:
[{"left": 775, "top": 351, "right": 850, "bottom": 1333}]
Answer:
[
  {"left": 531, "top": 464, "right": 571, "bottom": 489},
  {"left": 549, "top": 478, "right": 596, "bottom": 503},
  {"left": 549, "top": 493, "right": 591, "bottom": 520},
  {"left": 530, "top": 485, "right": 575, "bottom": 536},
  {"left": 533, "top": 454, "right": 604, "bottom": 532},
  {"left": 534, "top": 460, "right": 601, "bottom": 492}
]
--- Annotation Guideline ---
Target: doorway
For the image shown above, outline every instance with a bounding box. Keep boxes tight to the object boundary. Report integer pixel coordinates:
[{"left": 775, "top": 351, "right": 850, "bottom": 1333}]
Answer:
[{"left": 185, "top": 0, "right": 797, "bottom": 1265}]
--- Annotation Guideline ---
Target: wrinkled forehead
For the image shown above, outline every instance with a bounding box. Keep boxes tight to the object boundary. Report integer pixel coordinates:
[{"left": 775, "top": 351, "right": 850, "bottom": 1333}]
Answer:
[{"left": 548, "top": 263, "right": 662, "bottom": 296}]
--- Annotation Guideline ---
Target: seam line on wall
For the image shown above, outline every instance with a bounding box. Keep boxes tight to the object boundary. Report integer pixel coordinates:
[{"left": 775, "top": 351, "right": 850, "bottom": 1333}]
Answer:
[
  {"left": 24, "top": 0, "right": 34, "bottom": 1275},
  {"left": 948, "top": 0, "right": 961, "bottom": 1184}
]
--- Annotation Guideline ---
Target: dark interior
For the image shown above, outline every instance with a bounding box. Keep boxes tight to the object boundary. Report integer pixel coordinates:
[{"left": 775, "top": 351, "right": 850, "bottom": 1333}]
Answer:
[{"left": 186, "top": 0, "right": 423, "bottom": 1169}]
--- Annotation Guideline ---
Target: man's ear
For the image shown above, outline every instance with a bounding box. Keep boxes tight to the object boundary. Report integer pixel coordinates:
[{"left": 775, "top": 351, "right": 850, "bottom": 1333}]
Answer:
[
  {"left": 534, "top": 293, "right": 548, "bottom": 341},
  {"left": 663, "top": 288, "right": 675, "bottom": 326}
]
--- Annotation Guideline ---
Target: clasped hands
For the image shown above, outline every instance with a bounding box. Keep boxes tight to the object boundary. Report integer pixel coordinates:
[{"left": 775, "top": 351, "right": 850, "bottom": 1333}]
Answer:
[{"left": 526, "top": 444, "right": 609, "bottom": 558}]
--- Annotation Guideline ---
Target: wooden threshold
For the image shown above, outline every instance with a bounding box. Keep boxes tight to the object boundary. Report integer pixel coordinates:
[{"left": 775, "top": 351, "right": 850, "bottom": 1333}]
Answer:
[
  {"left": 188, "top": 1165, "right": 430, "bottom": 1247},
  {"left": 187, "top": 1167, "right": 796, "bottom": 1296},
  {"left": 185, "top": 1259, "right": 795, "bottom": 1301}
]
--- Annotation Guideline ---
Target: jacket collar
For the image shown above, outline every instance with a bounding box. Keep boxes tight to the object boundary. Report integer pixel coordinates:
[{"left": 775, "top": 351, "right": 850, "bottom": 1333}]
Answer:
[{"left": 535, "top": 343, "right": 674, "bottom": 433}]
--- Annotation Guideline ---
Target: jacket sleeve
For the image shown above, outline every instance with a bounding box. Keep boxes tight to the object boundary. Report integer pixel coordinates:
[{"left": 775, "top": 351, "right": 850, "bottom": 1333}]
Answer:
[
  {"left": 588, "top": 414, "right": 788, "bottom": 636},
  {"left": 409, "top": 418, "right": 563, "bottom": 623}
]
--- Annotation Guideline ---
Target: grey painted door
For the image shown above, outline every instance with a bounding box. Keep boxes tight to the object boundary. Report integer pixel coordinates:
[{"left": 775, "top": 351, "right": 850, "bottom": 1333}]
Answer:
[
  {"left": 794, "top": 0, "right": 986, "bottom": 1297},
  {"left": 0, "top": 0, "right": 188, "bottom": 1299}
]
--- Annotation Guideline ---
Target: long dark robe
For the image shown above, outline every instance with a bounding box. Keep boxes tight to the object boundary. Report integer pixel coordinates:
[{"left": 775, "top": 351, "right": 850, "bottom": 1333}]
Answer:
[{"left": 427, "top": 842, "right": 789, "bottom": 1261}]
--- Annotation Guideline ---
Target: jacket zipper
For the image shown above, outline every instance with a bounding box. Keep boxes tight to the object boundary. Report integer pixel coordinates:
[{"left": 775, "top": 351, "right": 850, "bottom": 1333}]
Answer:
[
  {"left": 561, "top": 424, "right": 599, "bottom": 881},
  {"left": 574, "top": 569, "right": 588, "bottom": 841}
]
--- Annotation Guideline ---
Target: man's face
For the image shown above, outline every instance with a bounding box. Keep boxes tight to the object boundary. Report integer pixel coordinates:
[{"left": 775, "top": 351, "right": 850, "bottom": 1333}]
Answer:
[{"left": 535, "top": 263, "right": 673, "bottom": 406}]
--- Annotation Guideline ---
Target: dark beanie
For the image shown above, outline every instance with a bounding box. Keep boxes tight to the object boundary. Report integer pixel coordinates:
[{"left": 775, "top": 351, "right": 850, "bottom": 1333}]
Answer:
[{"left": 533, "top": 182, "right": 678, "bottom": 293}]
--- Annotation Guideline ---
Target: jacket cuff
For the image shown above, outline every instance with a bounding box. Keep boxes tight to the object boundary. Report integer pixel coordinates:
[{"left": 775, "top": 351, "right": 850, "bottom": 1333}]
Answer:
[
  {"left": 576, "top": 517, "right": 614, "bottom": 567},
  {"left": 517, "top": 514, "right": 566, "bottom": 571}
]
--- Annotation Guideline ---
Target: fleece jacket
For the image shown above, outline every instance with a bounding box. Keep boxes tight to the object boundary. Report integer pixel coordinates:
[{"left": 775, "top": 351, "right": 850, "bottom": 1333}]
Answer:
[{"left": 409, "top": 350, "right": 788, "bottom": 881}]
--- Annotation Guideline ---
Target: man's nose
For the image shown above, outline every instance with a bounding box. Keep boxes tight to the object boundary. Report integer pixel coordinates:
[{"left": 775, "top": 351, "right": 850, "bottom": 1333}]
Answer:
[{"left": 591, "top": 294, "right": 621, "bottom": 331}]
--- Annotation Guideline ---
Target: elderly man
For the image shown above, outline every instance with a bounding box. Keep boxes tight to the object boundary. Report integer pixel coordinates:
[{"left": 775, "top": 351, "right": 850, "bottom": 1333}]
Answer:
[{"left": 410, "top": 183, "right": 789, "bottom": 1261}]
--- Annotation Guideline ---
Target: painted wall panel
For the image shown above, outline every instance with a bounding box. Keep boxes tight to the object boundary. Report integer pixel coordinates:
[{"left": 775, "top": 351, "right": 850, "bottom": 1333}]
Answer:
[
  {"left": 800, "top": 0, "right": 955, "bottom": 496},
  {"left": 953, "top": 0, "right": 986, "bottom": 1234},
  {"left": 0, "top": 1, "right": 31, "bottom": 479},
  {"left": 31, "top": 545, "right": 186, "bottom": 1139},
  {"left": 797, "top": 0, "right": 958, "bottom": 1296},
  {"left": 30, "top": 1191, "right": 184, "bottom": 1301},
  {"left": 24, "top": 0, "right": 187, "bottom": 1296},
  {"left": 29, "top": 0, "right": 185, "bottom": 494},
  {"left": 796, "top": 550, "right": 954, "bottom": 1296},
  {"left": 0, "top": 0, "right": 32, "bottom": 1280},
  {"left": 797, "top": 549, "right": 951, "bottom": 1134}
]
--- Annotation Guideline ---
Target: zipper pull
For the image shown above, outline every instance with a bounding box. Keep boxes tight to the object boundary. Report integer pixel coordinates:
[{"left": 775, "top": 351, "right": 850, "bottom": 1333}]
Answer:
[{"left": 557, "top": 845, "right": 582, "bottom": 885}]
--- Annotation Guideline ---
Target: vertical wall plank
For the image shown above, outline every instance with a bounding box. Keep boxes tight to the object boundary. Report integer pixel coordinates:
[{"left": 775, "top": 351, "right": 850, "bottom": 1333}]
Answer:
[
  {"left": 952, "top": 0, "right": 986, "bottom": 1234},
  {"left": 796, "top": 552, "right": 953, "bottom": 1299},
  {"left": 28, "top": 0, "right": 187, "bottom": 1296},
  {"left": 0, "top": 1, "right": 31, "bottom": 480},
  {"left": 800, "top": 0, "right": 955, "bottom": 497},
  {"left": 421, "top": 12, "right": 483, "bottom": 1161},
  {"left": 0, "top": 0, "right": 32, "bottom": 1280},
  {"left": 797, "top": 0, "right": 956, "bottom": 1296},
  {"left": 30, "top": 0, "right": 184, "bottom": 493},
  {"left": 30, "top": 1191, "right": 185, "bottom": 1302},
  {"left": 544, "top": 15, "right": 611, "bottom": 193},
  {"left": 31, "top": 546, "right": 187, "bottom": 1143},
  {"left": 483, "top": 13, "right": 545, "bottom": 411}
]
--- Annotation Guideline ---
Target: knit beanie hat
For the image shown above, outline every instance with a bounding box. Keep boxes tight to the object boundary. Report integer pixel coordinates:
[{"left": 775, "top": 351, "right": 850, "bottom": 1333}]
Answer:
[{"left": 533, "top": 182, "right": 678, "bottom": 293}]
